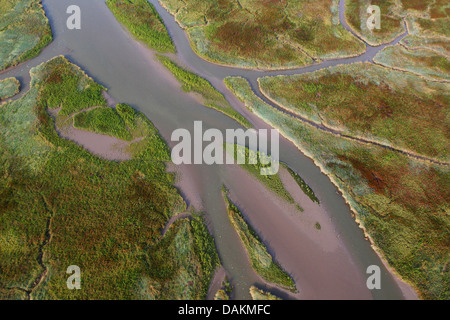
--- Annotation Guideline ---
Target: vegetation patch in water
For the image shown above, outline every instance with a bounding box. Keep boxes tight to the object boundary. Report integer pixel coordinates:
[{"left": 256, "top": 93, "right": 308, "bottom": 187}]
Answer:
[
  {"left": 225, "top": 143, "right": 295, "bottom": 205},
  {"left": 285, "top": 165, "right": 320, "bottom": 204},
  {"left": 224, "top": 75, "right": 450, "bottom": 300},
  {"left": 222, "top": 189, "right": 296, "bottom": 292},
  {"left": 345, "top": 0, "right": 449, "bottom": 47},
  {"left": 157, "top": 55, "right": 252, "bottom": 128},
  {"left": 214, "top": 289, "right": 229, "bottom": 300},
  {"left": 106, "top": 0, "right": 175, "bottom": 53},
  {"left": 373, "top": 45, "right": 450, "bottom": 81},
  {"left": 258, "top": 63, "right": 449, "bottom": 161}
]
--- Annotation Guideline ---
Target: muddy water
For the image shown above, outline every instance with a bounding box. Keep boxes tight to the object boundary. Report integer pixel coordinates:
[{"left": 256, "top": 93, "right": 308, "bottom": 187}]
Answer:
[{"left": 0, "top": 0, "right": 415, "bottom": 299}]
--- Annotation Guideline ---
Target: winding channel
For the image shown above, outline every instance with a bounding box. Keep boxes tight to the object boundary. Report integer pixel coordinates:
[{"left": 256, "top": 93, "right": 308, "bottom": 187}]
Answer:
[{"left": 0, "top": 0, "right": 420, "bottom": 299}]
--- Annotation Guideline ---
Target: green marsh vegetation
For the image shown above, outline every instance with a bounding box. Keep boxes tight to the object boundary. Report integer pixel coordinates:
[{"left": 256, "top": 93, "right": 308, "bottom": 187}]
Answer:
[
  {"left": 223, "top": 277, "right": 233, "bottom": 295},
  {"left": 285, "top": 165, "right": 320, "bottom": 204},
  {"left": 348, "top": 0, "right": 450, "bottom": 83},
  {"left": 0, "top": 0, "right": 52, "bottom": 71},
  {"left": 400, "top": 0, "right": 449, "bottom": 54},
  {"left": 73, "top": 103, "right": 159, "bottom": 143},
  {"left": 400, "top": 0, "right": 449, "bottom": 39},
  {"left": 259, "top": 63, "right": 449, "bottom": 161},
  {"left": 222, "top": 189, "right": 296, "bottom": 292},
  {"left": 0, "top": 77, "right": 20, "bottom": 101},
  {"left": 224, "top": 76, "right": 450, "bottom": 300},
  {"left": 345, "top": 0, "right": 404, "bottom": 46},
  {"left": 0, "top": 56, "right": 219, "bottom": 299},
  {"left": 42, "top": 60, "right": 106, "bottom": 116},
  {"left": 73, "top": 107, "right": 133, "bottom": 141},
  {"left": 156, "top": 55, "right": 252, "bottom": 128},
  {"left": 373, "top": 45, "right": 450, "bottom": 81},
  {"left": 142, "top": 215, "right": 220, "bottom": 299},
  {"left": 214, "top": 278, "right": 232, "bottom": 300},
  {"left": 106, "top": 0, "right": 175, "bottom": 53},
  {"left": 105, "top": 2, "right": 252, "bottom": 128},
  {"left": 249, "top": 286, "right": 282, "bottom": 300},
  {"left": 225, "top": 143, "right": 295, "bottom": 205},
  {"left": 400, "top": 35, "right": 450, "bottom": 58},
  {"left": 159, "top": 0, "right": 364, "bottom": 69}
]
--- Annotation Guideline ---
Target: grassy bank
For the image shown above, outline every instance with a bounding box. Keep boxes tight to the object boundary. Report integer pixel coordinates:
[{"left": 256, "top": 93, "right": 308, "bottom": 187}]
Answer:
[
  {"left": 156, "top": 55, "right": 252, "bottom": 128},
  {"left": 249, "top": 286, "right": 282, "bottom": 300},
  {"left": 345, "top": 0, "right": 404, "bottom": 46},
  {"left": 0, "top": 56, "right": 219, "bottom": 299},
  {"left": 159, "top": 0, "right": 364, "bottom": 69},
  {"left": 106, "top": 0, "right": 175, "bottom": 53},
  {"left": 0, "top": 0, "right": 52, "bottom": 71},
  {"left": 224, "top": 76, "right": 449, "bottom": 300},
  {"left": 222, "top": 189, "right": 296, "bottom": 292},
  {"left": 258, "top": 63, "right": 449, "bottom": 162},
  {"left": 0, "top": 77, "right": 20, "bottom": 101}
]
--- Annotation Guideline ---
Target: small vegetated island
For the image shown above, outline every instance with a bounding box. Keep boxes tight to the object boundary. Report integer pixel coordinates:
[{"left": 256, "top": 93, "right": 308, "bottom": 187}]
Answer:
[
  {"left": 106, "top": 0, "right": 175, "bottom": 53},
  {"left": 155, "top": 54, "right": 252, "bottom": 128},
  {"left": 225, "top": 143, "right": 316, "bottom": 213}
]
